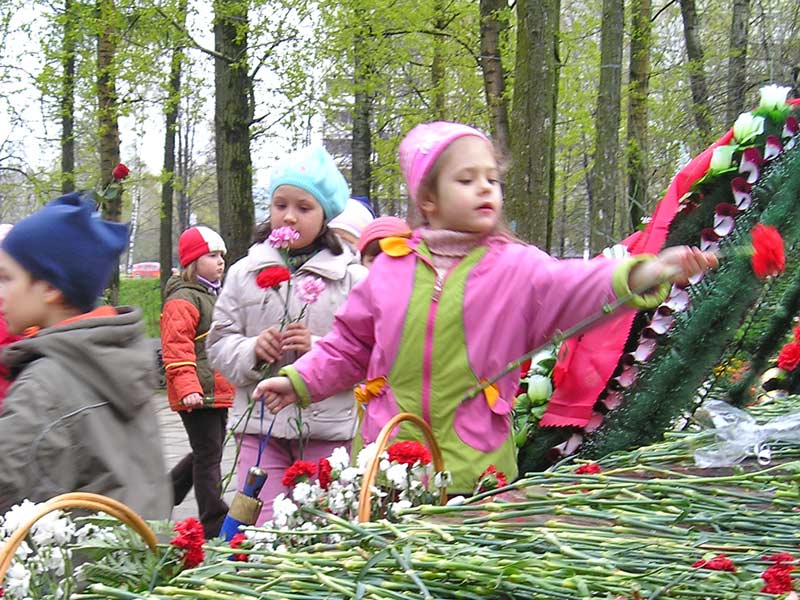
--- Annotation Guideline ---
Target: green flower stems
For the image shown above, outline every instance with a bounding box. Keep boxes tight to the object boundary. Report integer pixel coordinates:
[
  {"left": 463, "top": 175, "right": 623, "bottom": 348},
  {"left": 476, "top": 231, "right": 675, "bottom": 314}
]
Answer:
[{"left": 77, "top": 397, "right": 800, "bottom": 600}]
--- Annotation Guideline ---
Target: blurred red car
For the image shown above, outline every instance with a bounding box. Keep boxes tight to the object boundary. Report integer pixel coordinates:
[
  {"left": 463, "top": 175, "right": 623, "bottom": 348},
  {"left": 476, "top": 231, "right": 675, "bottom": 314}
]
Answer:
[{"left": 131, "top": 261, "right": 160, "bottom": 279}]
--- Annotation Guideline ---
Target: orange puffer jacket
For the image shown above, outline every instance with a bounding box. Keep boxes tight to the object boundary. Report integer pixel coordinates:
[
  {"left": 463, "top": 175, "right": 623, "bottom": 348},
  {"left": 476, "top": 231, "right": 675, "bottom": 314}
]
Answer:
[{"left": 161, "top": 274, "right": 233, "bottom": 411}]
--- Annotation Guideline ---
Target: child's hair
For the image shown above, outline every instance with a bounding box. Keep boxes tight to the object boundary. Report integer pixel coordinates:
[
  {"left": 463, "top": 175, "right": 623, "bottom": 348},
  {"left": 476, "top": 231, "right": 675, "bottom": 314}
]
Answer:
[
  {"left": 360, "top": 239, "right": 381, "bottom": 260},
  {"left": 180, "top": 262, "right": 198, "bottom": 283},
  {"left": 252, "top": 220, "right": 344, "bottom": 256}
]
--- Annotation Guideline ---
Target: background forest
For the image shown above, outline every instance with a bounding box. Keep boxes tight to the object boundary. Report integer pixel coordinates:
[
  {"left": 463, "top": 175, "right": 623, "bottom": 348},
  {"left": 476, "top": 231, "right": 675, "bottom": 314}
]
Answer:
[{"left": 0, "top": 0, "right": 797, "bottom": 296}]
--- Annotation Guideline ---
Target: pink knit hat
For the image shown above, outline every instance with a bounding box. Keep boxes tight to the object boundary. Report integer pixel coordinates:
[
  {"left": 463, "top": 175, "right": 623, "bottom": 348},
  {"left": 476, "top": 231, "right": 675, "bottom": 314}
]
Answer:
[
  {"left": 398, "top": 121, "right": 491, "bottom": 203},
  {"left": 357, "top": 216, "right": 412, "bottom": 253}
]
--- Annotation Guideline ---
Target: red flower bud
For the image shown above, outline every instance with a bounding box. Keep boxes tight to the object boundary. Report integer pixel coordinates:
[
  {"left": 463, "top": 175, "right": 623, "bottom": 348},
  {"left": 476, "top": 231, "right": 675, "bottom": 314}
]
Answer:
[
  {"left": 751, "top": 224, "right": 785, "bottom": 279},
  {"left": 112, "top": 163, "right": 130, "bottom": 181}
]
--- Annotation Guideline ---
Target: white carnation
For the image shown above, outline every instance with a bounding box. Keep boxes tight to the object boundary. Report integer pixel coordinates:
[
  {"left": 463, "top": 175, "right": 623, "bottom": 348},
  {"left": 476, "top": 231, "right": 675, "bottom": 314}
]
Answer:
[
  {"left": 385, "top": 463, "right": 409, "bottom": 488},
  {"left": 291, "top": 481, "right": 315, "bottom": 506},
  {"left": 328, "top": 446, "right": 351, "bottom": 471},
  {"left": 339, "top": 467, "right": 360, "bottom": 483}
]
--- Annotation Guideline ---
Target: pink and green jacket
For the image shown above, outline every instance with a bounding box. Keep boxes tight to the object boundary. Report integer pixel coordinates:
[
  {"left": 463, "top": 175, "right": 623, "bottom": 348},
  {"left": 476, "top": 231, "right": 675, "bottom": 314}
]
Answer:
[{"left": 283, "top": 233, "right": 664, "bottom": 493}]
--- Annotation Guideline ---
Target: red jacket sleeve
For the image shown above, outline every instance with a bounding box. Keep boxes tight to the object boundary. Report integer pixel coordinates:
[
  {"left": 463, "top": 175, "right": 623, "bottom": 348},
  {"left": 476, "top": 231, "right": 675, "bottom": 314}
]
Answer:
[{"left": 161, "top": 298, "right": 203, "bottom": 410}]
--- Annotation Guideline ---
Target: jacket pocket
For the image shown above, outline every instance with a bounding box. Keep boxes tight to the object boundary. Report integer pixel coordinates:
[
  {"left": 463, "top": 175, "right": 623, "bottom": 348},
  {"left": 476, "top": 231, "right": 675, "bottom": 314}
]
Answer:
[
  {"left": 360, "top": 383, "right": 399, "bottom": 443},
  {"left": 453, "top": 387, "right": 512, "bottom": 452}
]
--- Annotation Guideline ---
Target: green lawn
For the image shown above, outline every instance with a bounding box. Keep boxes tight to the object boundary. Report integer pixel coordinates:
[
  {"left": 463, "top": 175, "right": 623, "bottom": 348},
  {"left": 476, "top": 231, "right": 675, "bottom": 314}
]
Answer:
[{"left": 118, "top": 277, "right": 161, "bottom": 338}]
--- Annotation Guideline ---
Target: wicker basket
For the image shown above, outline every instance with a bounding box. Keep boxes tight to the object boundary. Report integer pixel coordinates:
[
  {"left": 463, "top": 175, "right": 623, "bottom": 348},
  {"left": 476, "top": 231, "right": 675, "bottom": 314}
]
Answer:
[
  {"left": 357, "top": 412, "right": 447, "bottom": 522},
  {"left": 0, "top": 492, "right": 158, "bottom": 584}
]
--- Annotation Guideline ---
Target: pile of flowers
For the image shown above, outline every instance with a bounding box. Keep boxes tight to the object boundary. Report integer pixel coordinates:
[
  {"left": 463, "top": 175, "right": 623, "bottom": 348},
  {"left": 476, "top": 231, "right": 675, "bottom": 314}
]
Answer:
[
  {"left": 0, "top": 501, "right": 239, "bottom": 598},
  {"left": 243, "top": 441, "right": 451, "bottom": 550}
]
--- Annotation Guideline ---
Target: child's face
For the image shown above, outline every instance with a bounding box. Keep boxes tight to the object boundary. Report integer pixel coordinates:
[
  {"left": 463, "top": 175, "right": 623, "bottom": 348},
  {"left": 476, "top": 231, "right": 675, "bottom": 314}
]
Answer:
[
  {"left": 196, "top": 251, "right": 225, "bottom": 282},
  {"left": 270, "top": 185, "right": 325, "bottom": 249},
  {"left": 420, "top": 136, "right": 502, "bottom": 235},
  {"left": 0, "top": 250, "right": 52, "bottom": 334}
]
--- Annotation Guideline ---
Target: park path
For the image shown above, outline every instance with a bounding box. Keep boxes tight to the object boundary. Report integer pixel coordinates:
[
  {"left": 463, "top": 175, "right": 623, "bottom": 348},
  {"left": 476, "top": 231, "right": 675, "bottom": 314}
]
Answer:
[{"left": 154, "top": 391, "right": 237, "bottom": 522}]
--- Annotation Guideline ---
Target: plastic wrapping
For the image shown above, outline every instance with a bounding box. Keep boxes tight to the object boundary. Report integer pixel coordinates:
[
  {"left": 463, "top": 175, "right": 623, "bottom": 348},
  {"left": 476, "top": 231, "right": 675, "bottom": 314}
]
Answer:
[{"left": 693, "top": 399, "right": 800, "bottom": 467}]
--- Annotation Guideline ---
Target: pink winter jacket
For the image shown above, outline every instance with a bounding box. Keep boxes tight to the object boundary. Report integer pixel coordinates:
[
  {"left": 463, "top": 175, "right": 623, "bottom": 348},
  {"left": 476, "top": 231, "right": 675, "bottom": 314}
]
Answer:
[{"left": 288, "top": 234, "right": 655, "bottom": 426}]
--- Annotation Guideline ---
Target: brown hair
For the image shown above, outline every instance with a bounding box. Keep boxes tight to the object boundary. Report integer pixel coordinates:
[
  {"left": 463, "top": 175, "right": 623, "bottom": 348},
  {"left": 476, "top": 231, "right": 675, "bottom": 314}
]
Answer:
[
  {"left": 413, "top": 139, "right": 522, "bottom": 244},
  {"left": 251, "top": 221, "right": 343, "bottom": 255},
  {"left": 180, "top": 261, "right": 198, "bottom": 282},
  {"left": 360, "top": 239, "right": 381, "bottom": 259}
]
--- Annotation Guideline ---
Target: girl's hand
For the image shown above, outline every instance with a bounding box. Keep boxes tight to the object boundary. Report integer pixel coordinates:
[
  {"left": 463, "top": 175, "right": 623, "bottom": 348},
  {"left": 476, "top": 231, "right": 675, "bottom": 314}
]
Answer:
[
  {"left": 254, "top": 377, "right": 299, "bottom": 413},
  {"left": 282, "top": 322, "right": 312, "bottom": 355},
  {"left": 630, "top": 246, "right": 718, "bottom": 291},
  {"left": 181, "top": 392, "right": 204, "bottom": 410},
  {"left": 255, "top": 327, "right": 283, "bottom": 364}
]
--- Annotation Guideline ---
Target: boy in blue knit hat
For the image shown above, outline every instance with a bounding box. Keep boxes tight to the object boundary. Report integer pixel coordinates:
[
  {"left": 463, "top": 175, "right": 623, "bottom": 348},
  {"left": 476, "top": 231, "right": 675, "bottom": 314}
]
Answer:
[{"left": 0, "top": 192, "right": 172, "bottom": 519}]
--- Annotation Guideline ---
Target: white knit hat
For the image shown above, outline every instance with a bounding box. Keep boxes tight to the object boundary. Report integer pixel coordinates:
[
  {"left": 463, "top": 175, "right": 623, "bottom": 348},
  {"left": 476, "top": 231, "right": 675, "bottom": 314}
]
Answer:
[{"left": 328, "top": 198, "right": 375, "bottom": 239}]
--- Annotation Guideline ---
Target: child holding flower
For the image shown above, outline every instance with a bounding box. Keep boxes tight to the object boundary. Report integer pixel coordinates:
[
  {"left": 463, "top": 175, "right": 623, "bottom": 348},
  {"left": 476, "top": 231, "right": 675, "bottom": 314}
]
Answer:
[
  {"left": 207, "top": 145, "right": 367, "bottom": 523},
  {"left": 255, "top": 121, "right": 718, "bottom": 494}
]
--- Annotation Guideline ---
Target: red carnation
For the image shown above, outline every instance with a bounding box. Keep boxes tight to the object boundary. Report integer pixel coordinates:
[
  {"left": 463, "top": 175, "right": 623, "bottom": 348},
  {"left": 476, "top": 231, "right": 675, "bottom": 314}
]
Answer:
[
  {"left": 751, "top": 224, "right": 786, "bottom": 279},
  {"left": 761, "top": 563, "right": 795, "bottom": 594},
  {"left": 230, "top": 532, "right": 249, "bottom": 562},
  {"left": 282, "top": 460, "right": 316, "bottom": 487},
  {"left": 575, "top": 462, "right": 602, "bottom": 475},
  {"left": 766, "top": 553, "right": 796, "bottom": 564},
  {"left": 318, "top": 457, "right": 333, "bottom": 490},
  {"left": 386, "top": 440, "right": 432, "bottom": 467},
  {"left": 170, "top": 517, "right": 205, "bottom": 568},
  {"left": 256, "top": 266, "right": 291, "bottom": 289},
  {"left": 112, "top": 163, "right": 130, "bottom": 181},
  {"left": 778, "top": 342, "right": 800, "bottom": 372},
  {"left": 475, "top": 464, "right": 508, "bottom": 493},
  {"left": 692, "top": 554, "right": 737, "bottom": 572},
  {"left": 793, "top": 325, "right": 800, "bottom": 342}
]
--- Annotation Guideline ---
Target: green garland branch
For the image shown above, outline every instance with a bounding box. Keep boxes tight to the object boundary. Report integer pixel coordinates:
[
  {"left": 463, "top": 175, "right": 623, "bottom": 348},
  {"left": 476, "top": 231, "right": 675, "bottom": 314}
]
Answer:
[{"left": 581, "top": 137, "right": 800, "bottom": 458}]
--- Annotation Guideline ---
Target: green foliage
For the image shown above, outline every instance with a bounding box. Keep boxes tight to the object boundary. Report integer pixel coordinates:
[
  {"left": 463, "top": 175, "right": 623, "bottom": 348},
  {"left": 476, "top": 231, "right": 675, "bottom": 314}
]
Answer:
[
  {"left": 312, "top": 0, "right": 489, "bottom": 216},
  {"left": 118, "top": 277, "right": 161, "bottom": 338}
]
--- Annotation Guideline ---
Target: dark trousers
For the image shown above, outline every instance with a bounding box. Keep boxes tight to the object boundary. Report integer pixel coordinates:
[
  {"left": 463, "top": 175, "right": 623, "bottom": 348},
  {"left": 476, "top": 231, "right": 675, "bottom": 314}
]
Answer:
[{"left": 171, "top": 408, "right": 228, "bottom": 539}]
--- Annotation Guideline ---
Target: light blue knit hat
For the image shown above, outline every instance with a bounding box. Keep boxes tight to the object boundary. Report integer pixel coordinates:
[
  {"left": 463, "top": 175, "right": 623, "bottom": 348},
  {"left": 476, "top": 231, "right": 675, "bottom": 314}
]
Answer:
[{"left": 267, "top": 145, "right": 349, "bottom": 221}]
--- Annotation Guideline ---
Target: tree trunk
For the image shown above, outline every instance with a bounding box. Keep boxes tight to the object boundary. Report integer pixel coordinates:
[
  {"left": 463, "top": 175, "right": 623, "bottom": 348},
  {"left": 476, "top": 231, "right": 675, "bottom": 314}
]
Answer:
[
  {"left": 679, "top": 0, "right": 712, "bottom": 145},
  {"left": 61, "top": 0, "right": 75, "bottom": 194},
  {"left": 726, "top": 0, "right": 751, "bottom": 124},
  {"left": 351, "top": 30, "right": 372, "bottom": 207},
  {"left": 160, "top": 1, "right": 185, "bottom": 300},
  {"left": 479, "top": 0, "right": 511, "bottom": 159},
  {"left": 589, "top": 0, "right": 624, "bottom": 253},
  {"left": 430, "top": 0, "right": 446, "bottom": 120},
  {"left": 506, "top": 0, "right": 559, "bottom": 248},
  {"left": 97, "top": 0, "right": 121, "bottom": 304},
  {"left": 627, "top": 0, "right": 651, "bottom": 229},
  {"left": 214, "top": 0, "right": 254, "bottom": 263},
  {"left": 177, "top": 100, "right": 191, "bottom": 234}
]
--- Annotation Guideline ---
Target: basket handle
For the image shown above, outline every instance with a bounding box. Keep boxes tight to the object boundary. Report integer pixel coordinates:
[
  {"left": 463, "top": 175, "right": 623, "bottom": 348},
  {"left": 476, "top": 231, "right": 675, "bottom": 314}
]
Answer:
[
  {"left": 357, "top": 412, "right": 447, "bottom": 523},
  {"left": 0, "top": 492, "right": 158, "bottom": 584}
]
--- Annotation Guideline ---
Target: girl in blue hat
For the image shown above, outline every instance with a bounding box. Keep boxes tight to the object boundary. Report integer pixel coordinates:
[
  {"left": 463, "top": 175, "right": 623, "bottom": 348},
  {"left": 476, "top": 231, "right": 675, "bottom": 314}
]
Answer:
[{"left": 207, "top": 146, "right": 367, "bottom": 524}]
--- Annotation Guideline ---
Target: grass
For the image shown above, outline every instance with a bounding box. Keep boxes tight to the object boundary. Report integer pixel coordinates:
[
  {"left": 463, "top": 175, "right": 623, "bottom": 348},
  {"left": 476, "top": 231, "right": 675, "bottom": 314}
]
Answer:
[{"left": 117, "top": 277, "right": 162, "bottom": 338}]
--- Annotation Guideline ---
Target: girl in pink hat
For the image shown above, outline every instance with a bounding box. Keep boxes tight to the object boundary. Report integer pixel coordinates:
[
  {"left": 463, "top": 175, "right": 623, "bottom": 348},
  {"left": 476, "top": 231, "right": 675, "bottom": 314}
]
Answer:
[
  {"left": 254, "top": 121, "right": 717, "bottom": 494},
  {"left": 357, "top": 216, "right": 412, "bottom": 269}
]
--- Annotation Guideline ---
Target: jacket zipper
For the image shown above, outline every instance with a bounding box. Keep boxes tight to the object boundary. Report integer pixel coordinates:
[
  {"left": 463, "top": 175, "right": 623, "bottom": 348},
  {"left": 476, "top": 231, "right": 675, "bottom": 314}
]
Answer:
[{"left": 420, "top": 256, "right": 456, "bottom": 426}]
